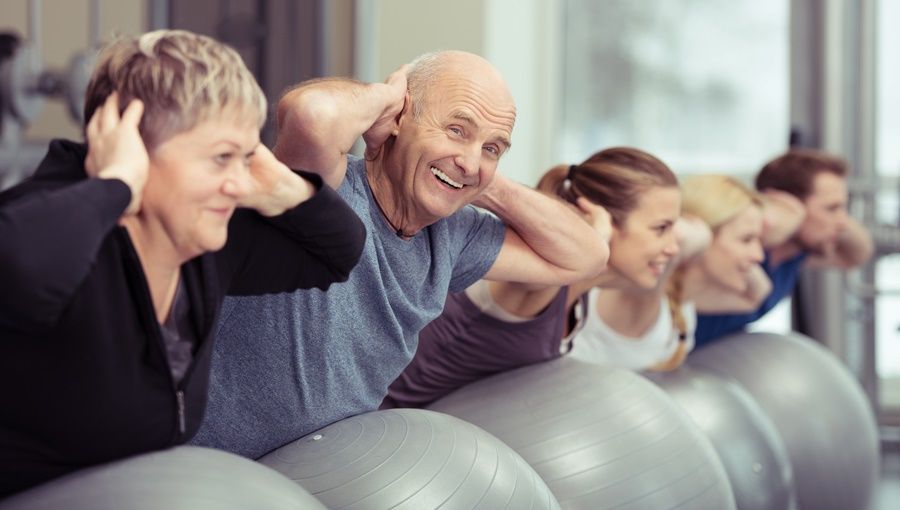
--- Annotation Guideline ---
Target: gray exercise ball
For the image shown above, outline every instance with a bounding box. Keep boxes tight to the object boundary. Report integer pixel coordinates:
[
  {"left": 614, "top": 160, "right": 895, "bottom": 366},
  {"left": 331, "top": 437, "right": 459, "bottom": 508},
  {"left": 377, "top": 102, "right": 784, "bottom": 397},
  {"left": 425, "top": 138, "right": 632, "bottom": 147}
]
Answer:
[
  {"left": 428, "top": 357, "right": 736, "bottom": 510},
  {"left": 688, "top": 332, "right": 879, "bottom": 510},
  {"left": 0, "top": 446, "right": 325, "bottom": 510},
  {"left": 649, "top": 367, "right": 797, "bottom": 510},
  {"left": 259, "top": 408, "right": 560, "bottom": 510}
]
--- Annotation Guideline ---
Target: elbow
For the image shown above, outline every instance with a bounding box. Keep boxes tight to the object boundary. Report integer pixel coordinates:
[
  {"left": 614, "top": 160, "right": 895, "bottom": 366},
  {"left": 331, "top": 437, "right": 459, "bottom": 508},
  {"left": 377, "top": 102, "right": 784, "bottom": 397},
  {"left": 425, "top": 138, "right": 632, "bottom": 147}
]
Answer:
[
  {"left": 856, "top": 233, "right": 876, "bottom": 265},
  {"left": 327, "top": 216, "right": 368, "bottom": 284},
  {"left": 579, "top": 237, "right": 610, "bottom": 280},
  {"left": 746, "top": 283, "right": 773, "bottom": 310},
  {"left": 836, "top": 227, "right": 875, "bottom": 268},
  {"left": 553, "top": 240, "right": 608, "bottom": 285},
  {"left": 0, "top": 258, "right": 58, "bottom": 333},
  {"left": 274, "top": 89, "right": 339, "bottom": 168}
]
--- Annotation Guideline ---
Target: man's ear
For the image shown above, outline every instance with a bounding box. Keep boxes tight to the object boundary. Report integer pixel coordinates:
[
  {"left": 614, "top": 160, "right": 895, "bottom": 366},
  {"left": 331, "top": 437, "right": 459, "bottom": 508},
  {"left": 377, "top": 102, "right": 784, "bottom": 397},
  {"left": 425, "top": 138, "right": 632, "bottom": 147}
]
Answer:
[{"left": 395, "top": 91, "right": 411, "bottom": 130}]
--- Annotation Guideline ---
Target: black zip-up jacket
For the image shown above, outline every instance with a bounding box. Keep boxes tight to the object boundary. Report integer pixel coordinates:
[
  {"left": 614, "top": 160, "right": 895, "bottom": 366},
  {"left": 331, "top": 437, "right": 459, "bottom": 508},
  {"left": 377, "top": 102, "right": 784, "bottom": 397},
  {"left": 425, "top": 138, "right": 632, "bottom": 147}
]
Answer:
[{"left": 0, "top": 140, "right": 366, "bottom": 497}]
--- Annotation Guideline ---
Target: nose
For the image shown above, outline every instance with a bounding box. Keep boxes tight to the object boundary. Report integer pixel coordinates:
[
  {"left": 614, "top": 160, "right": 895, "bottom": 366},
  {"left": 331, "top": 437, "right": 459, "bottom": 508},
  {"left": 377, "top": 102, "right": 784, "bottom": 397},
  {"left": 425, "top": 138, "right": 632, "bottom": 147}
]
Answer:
[
  {"left": 453, "top": 142, "right": 482, "bottom": 177},
  {"left": 663, "top": 233, "right": 680, "bottom": 258},
  {"left": 222, "top": 162, "right": 253, "bottom": 199},
  {"left": 749, "top": 240, "right": 765, "bottom": 263}
]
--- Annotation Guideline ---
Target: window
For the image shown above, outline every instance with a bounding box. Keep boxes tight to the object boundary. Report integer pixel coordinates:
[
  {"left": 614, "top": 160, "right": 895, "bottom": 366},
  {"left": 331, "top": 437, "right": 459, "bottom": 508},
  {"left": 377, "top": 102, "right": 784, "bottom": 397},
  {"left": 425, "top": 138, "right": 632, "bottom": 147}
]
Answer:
[
  {"left": 876, "top": 0, "right": 900, "bottom": 408},
  {"left": 560, "top": 0, "right": 789, "bottom": 175}
]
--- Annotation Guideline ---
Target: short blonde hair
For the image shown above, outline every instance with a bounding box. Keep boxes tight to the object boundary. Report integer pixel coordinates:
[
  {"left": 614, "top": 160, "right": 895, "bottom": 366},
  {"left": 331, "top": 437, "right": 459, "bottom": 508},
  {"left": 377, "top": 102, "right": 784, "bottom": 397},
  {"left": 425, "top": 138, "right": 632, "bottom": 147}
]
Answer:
[
  {"left": 84, "top": 29, "right": 266, "bottom": 151},
  {"left": 681, "top": 174, "right": 762, "bottom": 230}
]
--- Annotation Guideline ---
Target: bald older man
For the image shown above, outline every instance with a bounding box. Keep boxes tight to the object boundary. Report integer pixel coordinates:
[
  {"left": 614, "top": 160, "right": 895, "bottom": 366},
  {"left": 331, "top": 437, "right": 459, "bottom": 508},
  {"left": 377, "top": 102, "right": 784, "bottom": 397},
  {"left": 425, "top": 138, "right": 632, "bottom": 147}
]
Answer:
[{"left": 192, "top": 51, "right": 609, "bottom": 458}]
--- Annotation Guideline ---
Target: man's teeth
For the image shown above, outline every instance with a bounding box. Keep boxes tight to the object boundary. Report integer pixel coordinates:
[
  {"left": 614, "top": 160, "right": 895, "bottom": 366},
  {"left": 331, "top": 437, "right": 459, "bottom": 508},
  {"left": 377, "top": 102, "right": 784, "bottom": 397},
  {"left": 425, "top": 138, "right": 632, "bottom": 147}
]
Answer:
[{"left": 431, "top": 167, "right": 463, "bottom": 189}]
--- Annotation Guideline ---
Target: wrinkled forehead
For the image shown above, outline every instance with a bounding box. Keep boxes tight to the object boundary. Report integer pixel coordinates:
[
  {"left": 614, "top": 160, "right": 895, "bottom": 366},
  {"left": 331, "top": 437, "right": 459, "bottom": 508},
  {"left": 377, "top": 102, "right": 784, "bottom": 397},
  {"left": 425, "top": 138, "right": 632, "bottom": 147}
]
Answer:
[
  {"left": 429, "top": 87, "right": 515, "bottom": 149},
  {"left": 426, "top": 62, "right": 516, "bottom": 120}
]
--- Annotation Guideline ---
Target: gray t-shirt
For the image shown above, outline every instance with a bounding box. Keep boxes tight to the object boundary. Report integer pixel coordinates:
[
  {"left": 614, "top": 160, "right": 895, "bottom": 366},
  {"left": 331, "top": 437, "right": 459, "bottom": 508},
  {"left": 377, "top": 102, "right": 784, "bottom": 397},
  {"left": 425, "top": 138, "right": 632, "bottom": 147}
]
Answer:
[{"left": 191, "top": 156, "right": 506, "bottom": 458}]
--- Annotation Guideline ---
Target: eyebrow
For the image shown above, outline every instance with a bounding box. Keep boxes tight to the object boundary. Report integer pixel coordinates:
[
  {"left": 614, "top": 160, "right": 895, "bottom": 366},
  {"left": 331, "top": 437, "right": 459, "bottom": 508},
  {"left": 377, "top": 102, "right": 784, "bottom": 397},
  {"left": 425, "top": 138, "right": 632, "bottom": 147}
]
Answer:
[{"left": 450, "top": 111, "right": 512, "bottom": 151}]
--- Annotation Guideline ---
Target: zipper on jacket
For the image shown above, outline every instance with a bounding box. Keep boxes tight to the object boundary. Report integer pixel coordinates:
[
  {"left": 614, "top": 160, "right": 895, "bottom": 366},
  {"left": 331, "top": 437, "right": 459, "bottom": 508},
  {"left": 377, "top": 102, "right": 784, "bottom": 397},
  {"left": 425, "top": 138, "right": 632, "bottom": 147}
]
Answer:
[{"left": 176, "top": 390, "right": 186, "bottom": 436}]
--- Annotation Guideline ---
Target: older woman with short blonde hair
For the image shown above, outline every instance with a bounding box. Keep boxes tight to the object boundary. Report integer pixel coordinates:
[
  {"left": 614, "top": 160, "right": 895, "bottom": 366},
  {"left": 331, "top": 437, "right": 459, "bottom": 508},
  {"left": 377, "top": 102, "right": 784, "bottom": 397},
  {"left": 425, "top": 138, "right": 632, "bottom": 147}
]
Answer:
[{"left": 0, "top": 29, "right": 365, "bottom": 497}]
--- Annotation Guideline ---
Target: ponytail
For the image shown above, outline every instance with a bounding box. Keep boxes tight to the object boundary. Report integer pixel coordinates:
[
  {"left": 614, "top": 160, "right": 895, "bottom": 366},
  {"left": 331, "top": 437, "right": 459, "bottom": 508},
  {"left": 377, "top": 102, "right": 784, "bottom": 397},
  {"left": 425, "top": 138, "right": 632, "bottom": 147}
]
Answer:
[{"left": 647, "top": 267, "right": 689, "bottom": 372}]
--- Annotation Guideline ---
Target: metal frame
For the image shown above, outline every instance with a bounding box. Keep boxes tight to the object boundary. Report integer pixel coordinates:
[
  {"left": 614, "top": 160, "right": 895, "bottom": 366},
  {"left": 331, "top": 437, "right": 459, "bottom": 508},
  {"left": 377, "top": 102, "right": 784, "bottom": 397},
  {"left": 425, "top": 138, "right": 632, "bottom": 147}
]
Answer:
[{"left": 791, "top": 0, "right": 900, "bottom": 433}]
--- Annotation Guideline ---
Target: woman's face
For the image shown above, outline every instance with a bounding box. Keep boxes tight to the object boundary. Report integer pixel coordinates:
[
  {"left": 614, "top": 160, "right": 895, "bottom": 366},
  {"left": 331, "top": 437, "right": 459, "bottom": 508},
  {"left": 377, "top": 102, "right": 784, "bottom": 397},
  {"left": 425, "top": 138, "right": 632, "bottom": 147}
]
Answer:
[
  {"left": 699, "top": 205, "right": 766, "bottom": 293},
  {"left": 140, "top": 112, "right": 258, "bottom": 260},
  {"left": 605, "top": 186, "right": 681, "bottom": 289}
]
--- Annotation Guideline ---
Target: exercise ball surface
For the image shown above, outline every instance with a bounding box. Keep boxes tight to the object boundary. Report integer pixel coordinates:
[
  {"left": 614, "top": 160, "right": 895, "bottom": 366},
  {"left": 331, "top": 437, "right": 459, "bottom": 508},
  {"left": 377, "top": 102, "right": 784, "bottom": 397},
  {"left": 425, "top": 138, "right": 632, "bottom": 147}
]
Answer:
[
  {"left": 650, "top": 367, "right": 797, "bottom": 510},
  {"left": 429, "top": 357, "right": 735, "bottom": 510},
  {"left": 259, "top": 408, "right": 560, "bottom": 510},
  {"left": 0, "top": 446, "right": 325, "bottom": 510},
  {"left": 689, "top": 332, "right": 879, "bottom": 510}
]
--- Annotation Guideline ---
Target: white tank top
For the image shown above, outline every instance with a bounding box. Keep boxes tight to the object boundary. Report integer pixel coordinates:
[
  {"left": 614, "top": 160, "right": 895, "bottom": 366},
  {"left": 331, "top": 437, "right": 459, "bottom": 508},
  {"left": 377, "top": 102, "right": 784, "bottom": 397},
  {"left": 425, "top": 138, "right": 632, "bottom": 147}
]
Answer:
[{"left": 568, "top": 287, "right": 696, "bottom": 371}]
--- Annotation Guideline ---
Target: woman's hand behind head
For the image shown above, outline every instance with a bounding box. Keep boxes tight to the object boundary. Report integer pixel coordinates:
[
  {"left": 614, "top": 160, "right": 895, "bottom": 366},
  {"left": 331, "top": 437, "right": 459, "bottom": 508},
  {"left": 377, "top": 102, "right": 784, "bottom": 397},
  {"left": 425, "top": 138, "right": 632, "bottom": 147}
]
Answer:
[
  {"left": 576, "top": 197, "right": 613, "bottom": 244},
  {"left": 85, "top": 93, "right": 149, "bottom": 215},
  {"left": 236, "top": 144, "right": 315, "bottom": 217}
]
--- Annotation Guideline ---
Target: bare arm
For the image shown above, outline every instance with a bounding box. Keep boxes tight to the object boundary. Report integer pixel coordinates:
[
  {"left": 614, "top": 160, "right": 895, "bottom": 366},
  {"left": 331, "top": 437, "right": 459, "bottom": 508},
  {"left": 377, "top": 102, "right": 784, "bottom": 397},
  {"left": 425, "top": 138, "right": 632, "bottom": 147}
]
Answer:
[
  {"left": 273, "top": 66, "right": 408, "bottom": 189},
  {"left": 480, "top": 191, "right": 611, "bottom": 318},
  {"left": 674, "top": 215, "right": 712, "bottom": 262},
  {"left": 760, "top": 189, "right": 806, "bottom": 248},
  {"left": 694, "top": 264, "right": 773, "bottom": 313},
  {"left": 481, "top": 176, "right": 610, "bottom": 287},
  {"left": 807, "top": 217, "right": 874, "bottom": 269}
]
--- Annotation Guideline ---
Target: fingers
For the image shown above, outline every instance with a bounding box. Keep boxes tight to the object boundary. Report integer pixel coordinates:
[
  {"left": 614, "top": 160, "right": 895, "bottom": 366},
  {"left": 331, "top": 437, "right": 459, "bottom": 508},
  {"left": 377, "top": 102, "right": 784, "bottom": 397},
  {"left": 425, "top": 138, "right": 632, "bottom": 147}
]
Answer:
[
  {"left": 575, "top": 196, "right": 609, "bottom": 220},
  {"left": 389, "top": 63, "right": 411, "bottom": 82},
  {"left": 251, "top": 143, "right": 277, "bottom": 162},
  {"left": 86, "top": 104, "right": 100, "bottom": 141},
  {"left": 575, "top": 197, "right": 613, "bottom": 242},
  {"left": 119, "top": 99, "right": 145, "bottom": 129},
  {"left": 100, "top": 92, "right": 120, "bottom": 131}
]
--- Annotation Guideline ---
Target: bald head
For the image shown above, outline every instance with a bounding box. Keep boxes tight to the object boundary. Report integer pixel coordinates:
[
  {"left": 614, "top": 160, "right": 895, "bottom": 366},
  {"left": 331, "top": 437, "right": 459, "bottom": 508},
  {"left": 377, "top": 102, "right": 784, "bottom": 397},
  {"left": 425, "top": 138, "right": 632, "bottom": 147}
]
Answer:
[{"left": 407, "top": 51, "right": 515, "bottom": 122}]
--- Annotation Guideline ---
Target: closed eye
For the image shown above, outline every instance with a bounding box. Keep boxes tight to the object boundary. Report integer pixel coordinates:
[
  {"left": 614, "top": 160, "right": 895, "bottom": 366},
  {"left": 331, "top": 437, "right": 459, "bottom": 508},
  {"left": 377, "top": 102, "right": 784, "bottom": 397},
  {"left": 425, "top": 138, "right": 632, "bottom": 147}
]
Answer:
[{"left": 214, "top": 153, "right": 233, "bottom": 166}]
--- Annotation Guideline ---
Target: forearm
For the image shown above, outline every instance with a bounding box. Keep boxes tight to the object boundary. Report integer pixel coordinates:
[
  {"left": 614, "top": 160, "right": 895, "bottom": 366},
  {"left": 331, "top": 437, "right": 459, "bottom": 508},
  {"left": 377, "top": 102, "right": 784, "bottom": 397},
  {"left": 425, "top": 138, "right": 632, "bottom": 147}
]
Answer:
[
  {"left": 694, "top": 266, "right": 772, "bottom": 313},
  {"left": 835, "top": 218, "right": 874, "bottom": 268},
  {"left": 486, "top": 281, "right": 564, "bottom": 319},
  {"left": 0, "top": 179, "right": 130, "bottom": 328},
  {"left": 676, "top": 215, "right": 712, "bottom": 260},
  {"left": 479, "top": 178, "right": 608, "bottom": 282},
  {"left": 761, "top": 191, "right": 806, "bottom": 248},
  {"left": 274, "top": 79, "right": 395, "bottom": 187},
  {"left": 250, "top": 169, "right": 315, "bottom": 217},
  {"left": 224, "top": 176, "right": 366, "bottom": 295}
]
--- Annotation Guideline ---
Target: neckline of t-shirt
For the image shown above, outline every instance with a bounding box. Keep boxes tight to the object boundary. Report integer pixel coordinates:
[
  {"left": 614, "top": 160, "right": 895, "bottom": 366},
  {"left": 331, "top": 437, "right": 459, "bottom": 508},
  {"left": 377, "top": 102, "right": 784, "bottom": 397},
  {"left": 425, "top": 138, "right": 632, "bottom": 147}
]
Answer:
[
  {"left": 358, "top": 164, "right": 426, "bottom": 246},
  {"left": 584, "top": 287, "right": 672, "bottom": 345}
]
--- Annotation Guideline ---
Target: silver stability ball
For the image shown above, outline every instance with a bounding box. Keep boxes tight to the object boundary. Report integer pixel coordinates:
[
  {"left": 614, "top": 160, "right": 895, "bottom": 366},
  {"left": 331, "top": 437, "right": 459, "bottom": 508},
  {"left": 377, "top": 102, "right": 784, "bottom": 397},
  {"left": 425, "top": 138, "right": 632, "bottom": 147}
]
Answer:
[
  {"left": 428, "top": 357, "right": 735, "bottom": 510},
  {"left": 689, "top": 332, "right": 879, "bottom": 510},
  {"left": 0, "top": 446, "right": 325, "bottom": 510},
  {"left": 649, "top": 367, "right": 797, "bottom": 510},
  {"left": 259, "top": 408, "right": 560, "bottom": 510}
]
